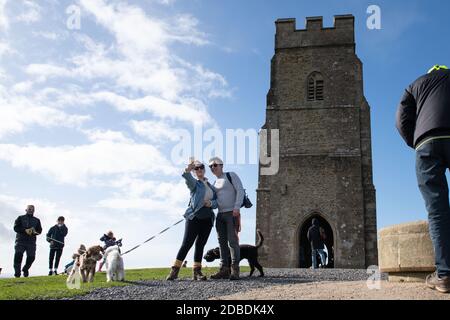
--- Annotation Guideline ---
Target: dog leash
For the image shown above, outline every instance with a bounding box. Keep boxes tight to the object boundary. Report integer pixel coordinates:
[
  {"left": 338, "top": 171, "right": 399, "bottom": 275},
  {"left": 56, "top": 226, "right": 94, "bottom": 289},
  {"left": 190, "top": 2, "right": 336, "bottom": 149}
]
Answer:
[
  {"left": 120, "top": 218, "right": 184, "bottom": 256},
  {"left": 47, "top": 236, "right": 90, "bottom": 255},
  {"left": 48, "top": 219, "right": 184, "bottom": 256},
  {"left": 46, "top": 237, "right": 66, "bottom": 246}
]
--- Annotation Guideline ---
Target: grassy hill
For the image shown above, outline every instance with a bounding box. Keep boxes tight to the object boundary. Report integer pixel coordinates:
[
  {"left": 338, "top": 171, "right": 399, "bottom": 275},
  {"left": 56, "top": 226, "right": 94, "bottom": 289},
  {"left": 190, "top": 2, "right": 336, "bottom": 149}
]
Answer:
[{"left": 0, "top": 267, "right": 250, "bottom": 300}]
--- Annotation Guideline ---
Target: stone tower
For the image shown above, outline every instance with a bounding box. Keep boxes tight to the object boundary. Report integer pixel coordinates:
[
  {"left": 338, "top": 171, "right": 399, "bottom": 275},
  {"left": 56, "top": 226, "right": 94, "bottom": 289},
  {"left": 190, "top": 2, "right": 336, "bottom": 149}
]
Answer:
[{"left": 256, "top": 15, "right": 378, "bottom": 269}]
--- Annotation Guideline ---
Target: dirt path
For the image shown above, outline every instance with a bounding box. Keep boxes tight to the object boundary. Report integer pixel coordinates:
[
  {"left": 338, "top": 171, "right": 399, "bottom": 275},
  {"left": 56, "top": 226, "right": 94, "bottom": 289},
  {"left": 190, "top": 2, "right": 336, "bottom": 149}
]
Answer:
[{"left": 214, "top": 280, "right": 450, "bottom": 300}]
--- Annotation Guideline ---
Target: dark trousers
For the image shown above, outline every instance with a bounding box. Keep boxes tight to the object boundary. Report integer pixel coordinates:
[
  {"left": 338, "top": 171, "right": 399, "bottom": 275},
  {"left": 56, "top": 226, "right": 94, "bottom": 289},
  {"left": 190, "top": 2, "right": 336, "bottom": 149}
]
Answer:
[
  {"left": 49, "top": 248, "right": 63, "bottom": 269},
  {"left": 416, "top": 139, "right": 450, "bottom": 277},
  {"left": 176, "top": 216, "right": 213, "bottom": 263},
  {"left": 14, "top": 242, "right": 36, "bottom": 275}
]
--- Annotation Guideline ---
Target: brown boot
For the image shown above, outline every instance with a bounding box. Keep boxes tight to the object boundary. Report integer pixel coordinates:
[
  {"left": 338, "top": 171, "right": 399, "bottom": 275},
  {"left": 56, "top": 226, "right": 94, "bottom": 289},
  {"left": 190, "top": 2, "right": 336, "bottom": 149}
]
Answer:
[
  {"left": 166, "top": 266, "right": 180, "bottom": 281},
  {"left": 166, "top": 259, "right": 183, "bottom": 281},
  {"left": 193, "top": 263, "right": 207, "bottom": 281},
  {"left": 210, "top": 265, "right": 230, "bottom": 280},
  {"left": 229, "top": 264, "right": 240, "bottom": 281}
]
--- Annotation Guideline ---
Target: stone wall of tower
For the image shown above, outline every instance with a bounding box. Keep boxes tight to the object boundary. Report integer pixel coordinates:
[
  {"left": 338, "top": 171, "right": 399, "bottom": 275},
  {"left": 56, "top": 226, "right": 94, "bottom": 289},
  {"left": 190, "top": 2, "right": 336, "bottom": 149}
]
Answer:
[{"left": 256, "top": 15, "right": 378, "bottom": 268}]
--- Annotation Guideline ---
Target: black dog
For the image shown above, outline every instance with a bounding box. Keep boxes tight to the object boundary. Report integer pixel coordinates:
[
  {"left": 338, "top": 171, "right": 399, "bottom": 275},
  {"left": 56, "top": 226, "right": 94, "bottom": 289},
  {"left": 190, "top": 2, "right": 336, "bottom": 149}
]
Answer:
[{"left": 203, "top": 230, "right": 264, "bottom": 277}]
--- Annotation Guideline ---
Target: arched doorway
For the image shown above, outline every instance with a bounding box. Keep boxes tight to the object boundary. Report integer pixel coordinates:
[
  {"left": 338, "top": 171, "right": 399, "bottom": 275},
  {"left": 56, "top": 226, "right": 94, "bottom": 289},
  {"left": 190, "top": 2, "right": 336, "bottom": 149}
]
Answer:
[{"left": 298, "top": 215, "right": 334, "bottom": 268}]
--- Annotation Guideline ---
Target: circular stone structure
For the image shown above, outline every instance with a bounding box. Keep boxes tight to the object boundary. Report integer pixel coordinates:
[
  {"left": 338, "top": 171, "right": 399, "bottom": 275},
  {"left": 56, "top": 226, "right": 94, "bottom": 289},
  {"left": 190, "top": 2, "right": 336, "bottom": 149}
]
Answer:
[{"left": 378, "top": 221, "right": 435, "bottom": 282}]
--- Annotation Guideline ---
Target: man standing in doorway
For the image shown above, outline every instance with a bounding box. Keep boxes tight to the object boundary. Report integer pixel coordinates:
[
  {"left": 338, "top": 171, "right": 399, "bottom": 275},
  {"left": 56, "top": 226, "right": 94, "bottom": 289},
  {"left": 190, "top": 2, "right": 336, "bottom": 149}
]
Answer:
[
  {"left": 396, "top": 64, "right": 450, "bottom": 293},
  {"left": 13, "top": 205, "right": 42, "bottom": 278},
  {"left": 307, "top": 218, "right": 326, "bottom": 269},
  {"left": 209, "top": 157, "right": 245, "bottom": 280}
]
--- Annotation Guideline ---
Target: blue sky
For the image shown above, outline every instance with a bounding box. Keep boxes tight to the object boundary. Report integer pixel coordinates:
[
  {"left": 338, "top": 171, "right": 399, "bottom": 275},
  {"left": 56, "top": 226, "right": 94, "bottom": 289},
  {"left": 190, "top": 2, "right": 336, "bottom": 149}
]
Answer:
[{"left": 0, "top": 0, "right": 449, "bottom": 276}]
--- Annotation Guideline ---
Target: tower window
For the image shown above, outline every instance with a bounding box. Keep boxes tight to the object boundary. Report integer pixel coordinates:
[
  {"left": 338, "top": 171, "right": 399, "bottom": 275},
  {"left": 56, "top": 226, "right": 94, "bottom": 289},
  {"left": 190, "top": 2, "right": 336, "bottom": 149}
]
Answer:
[{"left": 307, "top": 72, "right": 324, "bottom": 101}]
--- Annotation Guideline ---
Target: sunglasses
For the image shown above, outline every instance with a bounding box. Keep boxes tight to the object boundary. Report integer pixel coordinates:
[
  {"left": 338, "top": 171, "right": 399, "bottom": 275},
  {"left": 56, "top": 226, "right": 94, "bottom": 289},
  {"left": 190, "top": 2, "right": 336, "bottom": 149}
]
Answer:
[
  {"left": 194, "top": 166, "right": 205, "bottom": 171},
  {"left": 209, "top": 164, "right": 221, "bottom": 169}
]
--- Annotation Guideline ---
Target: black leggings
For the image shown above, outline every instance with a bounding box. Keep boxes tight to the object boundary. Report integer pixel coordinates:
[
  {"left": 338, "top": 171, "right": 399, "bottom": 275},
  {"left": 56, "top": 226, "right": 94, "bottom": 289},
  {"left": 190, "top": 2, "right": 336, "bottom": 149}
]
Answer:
[
  {"left": 176, "top": 216, "right": 213, "bottom": 263},
  {"left": 49, "top": 248, "right": 63, "bottom": 269}
]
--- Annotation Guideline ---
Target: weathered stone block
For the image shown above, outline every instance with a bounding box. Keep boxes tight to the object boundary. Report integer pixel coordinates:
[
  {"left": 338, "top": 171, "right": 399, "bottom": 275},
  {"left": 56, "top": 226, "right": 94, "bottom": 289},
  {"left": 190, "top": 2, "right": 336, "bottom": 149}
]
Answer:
[{"left": 378, "top": 221, "right": 435, "bottom": 282}]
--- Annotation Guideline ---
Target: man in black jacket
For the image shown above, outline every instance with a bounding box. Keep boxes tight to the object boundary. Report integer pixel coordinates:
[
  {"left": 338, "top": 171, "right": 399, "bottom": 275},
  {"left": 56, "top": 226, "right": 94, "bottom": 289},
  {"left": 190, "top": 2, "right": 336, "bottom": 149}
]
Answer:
[
  {"left": 46, "top": 216, "right": 68, "bottom": 275},
  {"left": 13, "top": 205, "right": 42, "bottom": 278},
  {"left": 307, "top": 218, "right": 326, "bottom": 269},
  {"left": 396, "top": 65, "right": 450, "bottom": 293}
]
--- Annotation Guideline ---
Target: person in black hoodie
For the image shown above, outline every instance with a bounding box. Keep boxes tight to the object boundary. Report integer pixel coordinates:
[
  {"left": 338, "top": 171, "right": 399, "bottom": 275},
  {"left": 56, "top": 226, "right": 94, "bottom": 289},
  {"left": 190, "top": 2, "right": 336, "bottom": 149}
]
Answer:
[
  {"left": 13, "top": 205, "right": 42, "bottom": 278},
  {"left": 307, "top": 218, "right": 326, "bottom": 269},
  {"left": 396, "top": 65, "right": 450, "bottom": 294},
  {"left": 46, "top": 216, "right": 68, "bottom": 275}
]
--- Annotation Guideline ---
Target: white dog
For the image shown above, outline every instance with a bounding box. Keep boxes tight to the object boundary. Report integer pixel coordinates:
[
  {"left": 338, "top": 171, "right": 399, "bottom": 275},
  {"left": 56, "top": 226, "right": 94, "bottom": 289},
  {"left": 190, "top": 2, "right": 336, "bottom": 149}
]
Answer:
[{"left": 104, "top": 245, "right": 125, "bottom": 282}]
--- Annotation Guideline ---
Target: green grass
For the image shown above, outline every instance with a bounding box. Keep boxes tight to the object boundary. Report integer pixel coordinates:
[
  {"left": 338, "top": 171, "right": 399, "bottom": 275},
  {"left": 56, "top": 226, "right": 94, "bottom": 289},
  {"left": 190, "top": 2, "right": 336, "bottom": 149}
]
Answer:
[{"left": 0, "top": 266, "right": 251, "bottom": 300}]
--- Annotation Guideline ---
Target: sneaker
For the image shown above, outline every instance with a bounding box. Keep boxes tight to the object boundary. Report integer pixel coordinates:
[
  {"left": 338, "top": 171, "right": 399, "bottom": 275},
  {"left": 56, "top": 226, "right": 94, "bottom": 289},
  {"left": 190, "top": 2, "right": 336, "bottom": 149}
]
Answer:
[
  {"left": 22, "top": 269, "right": 29, "bottom": 277},
  {"left": 14, "top": 273, "right": 20, "bottom": 278},
  {"left": 54, "top": 270, "right": 58, "bottom": 275},
  {"left": 48, "top": 270, "right": 53, "bottom": 276},
  {"left": 426, "top": 272, "right": 450, "bottom": 293}
]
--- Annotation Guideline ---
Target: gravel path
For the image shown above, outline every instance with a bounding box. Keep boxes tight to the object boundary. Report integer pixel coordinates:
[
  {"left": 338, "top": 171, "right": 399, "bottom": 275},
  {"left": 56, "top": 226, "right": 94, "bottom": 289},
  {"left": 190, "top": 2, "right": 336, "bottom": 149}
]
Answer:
[
  {"left": 66, "top": 268, "right": 386, "bottom": 300},
  {"left": 217, "top": 281, "right": 450, "bottom": 300}
]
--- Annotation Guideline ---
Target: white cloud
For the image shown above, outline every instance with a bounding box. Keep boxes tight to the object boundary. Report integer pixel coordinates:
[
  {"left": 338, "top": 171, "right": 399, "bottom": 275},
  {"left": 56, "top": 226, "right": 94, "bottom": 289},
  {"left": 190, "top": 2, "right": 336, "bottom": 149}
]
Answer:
[
  {"left": 90, "top": 91, "right": 212, "bottom": 125},
  {"left": 130, "top": 120, "right": 182, "bottom": 143},
  {"left": 0, "top": 141, "right": 178, "bottom": 186},
  {"left": 0, "top": 39, "right": 12, "bottom": 57},
  {"left": 16, "top": 0, "right": 41, "bottom": 23},
  {"left": 0, "top": 221, "right": 14, "bottom": 240},
  {"left": 25, "top": 63, "right": 72, "bottom": 82},
  {"left": 96, "top": 176, "right": 189, "bottom": 217},
  {"left": 0, "top": 86, "right": 91, "bottom": 139},
  {"left": 11, "top": 81, "right": 33, "bottom": 92},
  {"left": 32, "top": 31, "right": 62, "bottom": 40},
  {"left": 155, "top": 0, "right": 176, "bottom": 5},
  {"left": 0, "top": 0, "right": 237, "bottom": 277},
  {"left": 0, "top": 0, "right": 8, "bottom": 31},
  {"left": 83, "top": 128, "right": 133, "bottom": 143}
]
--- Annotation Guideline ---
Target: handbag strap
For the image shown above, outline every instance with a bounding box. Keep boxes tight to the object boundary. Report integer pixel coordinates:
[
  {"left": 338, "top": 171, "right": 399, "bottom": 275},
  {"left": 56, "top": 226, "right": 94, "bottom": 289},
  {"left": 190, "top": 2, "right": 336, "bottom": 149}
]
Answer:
[{"left": 226, "top": 172, "right": 234, "bottom": 188}]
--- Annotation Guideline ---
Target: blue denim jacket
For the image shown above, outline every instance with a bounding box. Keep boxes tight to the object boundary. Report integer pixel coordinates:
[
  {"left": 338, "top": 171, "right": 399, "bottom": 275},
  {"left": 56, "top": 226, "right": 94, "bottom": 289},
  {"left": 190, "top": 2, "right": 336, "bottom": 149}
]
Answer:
[{"left": 182, "top": 171, "right": 218, "bottom": 220}]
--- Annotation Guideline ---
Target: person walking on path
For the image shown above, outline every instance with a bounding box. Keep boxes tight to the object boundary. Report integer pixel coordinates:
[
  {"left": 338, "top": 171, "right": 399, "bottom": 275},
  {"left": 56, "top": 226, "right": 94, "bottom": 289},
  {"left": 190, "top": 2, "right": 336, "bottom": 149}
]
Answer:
[
  {"left": 166, "top": 160, "right": 218, "bottom": 281},
  {"left": 13, "top": 205, "right": 42, "bottom": 278},
  {"left": 46, "top": 216, "right": 68, "bottom": 275},
  {"left": 396, "top": 64, "right": 450, "bottom": 293},
  {"left": 208, "top": 157, "right": 244, "bottom": 281}
]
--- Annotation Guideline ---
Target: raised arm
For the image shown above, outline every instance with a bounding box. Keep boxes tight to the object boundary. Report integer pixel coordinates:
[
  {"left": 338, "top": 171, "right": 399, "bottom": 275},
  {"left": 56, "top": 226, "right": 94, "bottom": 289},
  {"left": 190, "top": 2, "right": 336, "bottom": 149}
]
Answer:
[{"left": 182, "top": 171, "right": 197, "bottom": 192}]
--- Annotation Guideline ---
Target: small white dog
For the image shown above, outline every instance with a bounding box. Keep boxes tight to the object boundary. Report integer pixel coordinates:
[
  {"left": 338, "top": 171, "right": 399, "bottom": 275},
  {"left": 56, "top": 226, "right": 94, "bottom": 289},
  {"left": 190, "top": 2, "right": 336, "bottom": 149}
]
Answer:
[{"left": 104, "top": 245, "right": 125, "bottom": 282}]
